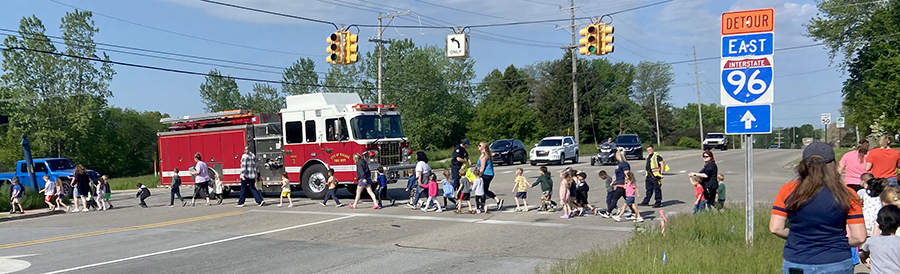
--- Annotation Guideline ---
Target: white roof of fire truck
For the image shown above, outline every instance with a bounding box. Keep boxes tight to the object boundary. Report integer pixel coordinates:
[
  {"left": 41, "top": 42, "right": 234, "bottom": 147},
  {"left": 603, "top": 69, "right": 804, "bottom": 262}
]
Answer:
[{"left": 285, "top": 93, "right": 361, "bottom": 112}]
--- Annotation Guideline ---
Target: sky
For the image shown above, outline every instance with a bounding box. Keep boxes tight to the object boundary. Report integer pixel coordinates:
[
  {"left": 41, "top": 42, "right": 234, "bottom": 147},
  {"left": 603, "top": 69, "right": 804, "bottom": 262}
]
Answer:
[{"left": 0, "top": 0, "right": 844, "bottom": 128}]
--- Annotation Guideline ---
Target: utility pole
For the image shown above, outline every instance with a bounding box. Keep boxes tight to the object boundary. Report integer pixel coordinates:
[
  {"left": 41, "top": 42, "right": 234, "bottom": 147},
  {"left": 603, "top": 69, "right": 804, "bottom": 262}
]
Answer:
[
  {"left": 369, "top": 11, "right": 410, "bottom": 106},
  {"left": 569, "top": 0, "right": 579, "bottom": 145},
  {"left": 693, "top": 46, "right": 704, "bottom": 141},
  {"left": 654, "top": 88, "right": 661, "bottom": 145}
]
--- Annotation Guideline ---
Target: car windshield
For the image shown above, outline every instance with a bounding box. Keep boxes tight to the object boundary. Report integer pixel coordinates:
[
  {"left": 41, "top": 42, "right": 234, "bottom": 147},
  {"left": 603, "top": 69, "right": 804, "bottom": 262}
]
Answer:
[
  {"left": 46, "top": 159, "right": 75, "bottom": 171},
  {"left": 708, "top": 134, "right": 725, "bottom": 139},
  {"left": 491, "top": 140, "right": 511, "bottom": 150},
  {"left": 538, "top": 139, "right": 562, "bottom": 147},
  {"left": 350, "top": 115, "right": 404, "bottom": 140},
  {"left": 616, "top": 136, "right": 639, "bottom": 144}
]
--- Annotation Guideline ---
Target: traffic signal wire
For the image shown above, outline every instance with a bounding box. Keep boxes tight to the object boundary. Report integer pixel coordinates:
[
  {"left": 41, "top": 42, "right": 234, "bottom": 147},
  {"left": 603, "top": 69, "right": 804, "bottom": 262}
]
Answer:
[
  {"left": 46, "top": 0, "right": 315, "bottom": 57},
  {"left": 198, "top": 0, "right": 340, "bottom": 29}
]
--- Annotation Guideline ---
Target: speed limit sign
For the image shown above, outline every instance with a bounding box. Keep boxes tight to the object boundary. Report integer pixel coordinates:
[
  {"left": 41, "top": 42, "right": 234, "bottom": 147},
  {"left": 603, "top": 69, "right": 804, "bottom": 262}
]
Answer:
[{"left": 821, "top": 113, "right": 831, "bottom": 125}]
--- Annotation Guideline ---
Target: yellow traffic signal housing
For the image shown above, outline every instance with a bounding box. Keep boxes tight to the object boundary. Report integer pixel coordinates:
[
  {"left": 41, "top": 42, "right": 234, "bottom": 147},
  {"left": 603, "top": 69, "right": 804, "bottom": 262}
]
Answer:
[
  {"left": 578, "top": 24, "right": 599, "bottom": 55},
  {"left": 344, "top": 31, "right": 359, "bottom": 64},
  {"left": 327, "top": 31, "right": 343, "bottom": 64},
  {"left": 598, "top": 23, "right": 614, "bottom": 55}
]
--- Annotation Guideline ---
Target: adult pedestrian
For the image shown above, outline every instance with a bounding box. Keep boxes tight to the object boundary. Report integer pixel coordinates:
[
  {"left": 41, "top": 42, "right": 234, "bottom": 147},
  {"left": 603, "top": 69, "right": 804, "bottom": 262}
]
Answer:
[
  {"left": 838, "top": 140, "right": 870, "bottom": 191},
  {"left": 69, "top": 164, "right": 90, "bottom": 212},
  {"left": 350, "top": 153, "right": 380, "bottom": 209},
  {"left": 450, "top": 139, "right": 471, "bottom": 192},
  {"left": 639, "top": 145, "right": 666, "bottom": 208},
  {"left": 604, "top": 137, "right": 616, "bottom": 148},
  {"left": 769, "top": 142, "right": 866, "bottom": 273},
  {"left": 236, "top": 146, "right": 265, "bottom": 207},
  {"left": 866, "top": 135, "right": 900, "bottom": 186},
  {"left": 600, "top": 149, "right": 630, "bottom": 218},
  {"left": 408, "top": 151, "right": 430, "bottom": 208},
  {"left": 688, "top": 150, "right": 718, "bottom": 210},
  {"left": 477, "top": 141, "right": 503, "bottom": 211},
  {"left": 189, "top": 152, "right": 212, "bottom": 206}
]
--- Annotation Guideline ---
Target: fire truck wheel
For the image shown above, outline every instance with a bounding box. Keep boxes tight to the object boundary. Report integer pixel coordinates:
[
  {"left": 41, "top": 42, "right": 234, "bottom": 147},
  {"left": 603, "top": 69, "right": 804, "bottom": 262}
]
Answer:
[{"left": 301, "top": 165, "right": 328, "bottom": 199}]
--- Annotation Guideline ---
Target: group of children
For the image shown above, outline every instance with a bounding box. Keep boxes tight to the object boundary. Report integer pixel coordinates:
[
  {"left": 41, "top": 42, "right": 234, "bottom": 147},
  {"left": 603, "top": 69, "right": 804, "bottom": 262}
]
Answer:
[
  {"left": 31, "top": 175, "right": 113, "bottom": 213},
  {"left": 850, "top": 173, "right": 900, "bottom": 273},
  {"left": 690, "top": 173, "right": 727, "bottom": 214}
]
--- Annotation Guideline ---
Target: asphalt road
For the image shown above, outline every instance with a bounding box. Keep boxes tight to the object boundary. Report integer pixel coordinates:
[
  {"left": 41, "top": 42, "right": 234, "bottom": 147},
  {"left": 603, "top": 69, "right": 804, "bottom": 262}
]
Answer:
[{"left": 0, "top": 149, "right": 802, "bottom": 274}]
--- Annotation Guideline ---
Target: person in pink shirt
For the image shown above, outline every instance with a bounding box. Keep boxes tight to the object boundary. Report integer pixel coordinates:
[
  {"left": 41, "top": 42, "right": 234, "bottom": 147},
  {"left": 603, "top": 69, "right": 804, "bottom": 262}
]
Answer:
[
  {"left": 419, "top": 173, "right": 442, "bottom": 213},
  {"left": 839, "top": 140, "right": 870, "bottom": 191},
  {"left": 614, "top": 172, "right": 644, "bottom": 222}
]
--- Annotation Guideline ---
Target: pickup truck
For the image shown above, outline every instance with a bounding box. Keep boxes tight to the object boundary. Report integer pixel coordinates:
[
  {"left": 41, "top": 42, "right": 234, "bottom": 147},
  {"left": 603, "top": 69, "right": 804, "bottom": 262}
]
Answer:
[{"left": 0, "top": 158, "right": 99, "bottom": 196}]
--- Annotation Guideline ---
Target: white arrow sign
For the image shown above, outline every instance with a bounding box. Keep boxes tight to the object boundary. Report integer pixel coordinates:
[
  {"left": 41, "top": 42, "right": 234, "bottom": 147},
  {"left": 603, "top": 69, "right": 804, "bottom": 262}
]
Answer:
[{"left": 741, "top": 110, "right": 757, "bottom": 129}]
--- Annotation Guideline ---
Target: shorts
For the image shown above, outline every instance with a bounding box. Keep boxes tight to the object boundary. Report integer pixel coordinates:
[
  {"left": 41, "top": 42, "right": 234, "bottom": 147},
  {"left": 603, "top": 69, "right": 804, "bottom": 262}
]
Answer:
[
  {"left": 358, "top": 179, "right": 371, "bottom": 188},
  {"left": 515, "top": 192, "right": 527, "bottom": 199},
  {"left": 624, "top": 196, "right": 635, "bottom": 205},
  {"left": 45, "top": 195, "right": 54, "bottom": 202},
  {"left": 104, "top": 193, "right": 111, "bottom": 200},
  {"left": 541, "top": 190, "right": 552, "bottom": 200},
  {"left": 281, "top": 191, "right": 291, "bottom": 198},
  {"left": 458, "top": 192, "right": 470, "bottom": 200}
]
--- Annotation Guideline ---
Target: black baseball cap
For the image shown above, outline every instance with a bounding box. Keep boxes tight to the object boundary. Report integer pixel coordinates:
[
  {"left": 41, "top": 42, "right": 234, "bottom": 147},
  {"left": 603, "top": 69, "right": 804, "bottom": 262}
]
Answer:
[
  {"left": 461, "top": 139, "right": 470, "bottom": 146},
  {"left": 802, "top": 142, "right": 835, "bottom": 163}
]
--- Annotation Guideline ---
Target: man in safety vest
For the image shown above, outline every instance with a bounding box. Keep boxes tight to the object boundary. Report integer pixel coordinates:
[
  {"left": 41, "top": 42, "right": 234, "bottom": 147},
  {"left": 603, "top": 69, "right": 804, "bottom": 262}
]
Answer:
[{"left": 639, "top": 145, "right": 667, "bottom": 208}]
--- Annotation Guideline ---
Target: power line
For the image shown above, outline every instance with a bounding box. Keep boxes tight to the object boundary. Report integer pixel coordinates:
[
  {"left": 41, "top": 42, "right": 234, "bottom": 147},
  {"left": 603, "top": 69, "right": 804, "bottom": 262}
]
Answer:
[
  {"left": 47, "top": 0, "right": 315, "bottom": 57},
  {"left": 198, "top": 0, "right": 339, "bottom": 29}
]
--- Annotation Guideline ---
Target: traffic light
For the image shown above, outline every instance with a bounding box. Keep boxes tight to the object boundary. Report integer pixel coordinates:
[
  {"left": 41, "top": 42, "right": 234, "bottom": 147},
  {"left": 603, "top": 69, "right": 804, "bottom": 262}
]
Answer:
[
  {"left": 344, "top": 31, "right": 358, "bottom": 64},
  {"left": 326, "top": 31, "right": 343, "bottom": 64},
  {"left": 578, "top": 24, "right": 599, "bottom": 55},
  {"left": 598, "top": 23, "right": 614, "bottom": 55}
]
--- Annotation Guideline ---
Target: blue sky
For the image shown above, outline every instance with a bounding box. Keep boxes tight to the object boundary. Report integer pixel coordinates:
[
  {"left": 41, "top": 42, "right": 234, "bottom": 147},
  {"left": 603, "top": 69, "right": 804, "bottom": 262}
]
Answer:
[{"left": 1, "top": 0, "right": 843, "bottom": 128}]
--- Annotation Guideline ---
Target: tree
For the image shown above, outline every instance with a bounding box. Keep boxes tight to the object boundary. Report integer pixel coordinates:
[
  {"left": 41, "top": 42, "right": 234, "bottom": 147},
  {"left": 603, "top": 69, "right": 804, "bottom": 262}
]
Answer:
[
  {"left": 672, "top": 103, "right": 725, "bottom": 142},
  {"left": 243, "top": 83, "right": 283, "bottom": 113},
  {"left": 633, "top": 61, "right": 675, "bottom": 144},
  {"left": 198, "top": 69, "right": 241, "bottom": 112},
  {"left": 282, "top": 58, "right": 319, "bottom": 95},
  {"left": 468, "top": 65, "right": 545, "bottom": 144}
]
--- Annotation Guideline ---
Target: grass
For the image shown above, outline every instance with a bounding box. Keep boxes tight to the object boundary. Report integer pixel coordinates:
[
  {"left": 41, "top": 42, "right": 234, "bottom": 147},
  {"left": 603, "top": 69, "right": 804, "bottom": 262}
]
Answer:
[
  {"left": 108, "top": 174, "right": 159, "bottom": 191},
  {"left": 538, "top": 207, "right": 784, "bottom": 274}
]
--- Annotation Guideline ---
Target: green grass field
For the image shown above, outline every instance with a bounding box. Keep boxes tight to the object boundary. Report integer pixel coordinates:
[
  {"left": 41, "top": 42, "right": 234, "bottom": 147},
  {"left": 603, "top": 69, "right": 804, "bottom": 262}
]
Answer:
[
  {"left": 107, "top": 174, "right": 159, "bottom": 191},
  {"left": 538, "top": 207, "right": 784, "bottom": 274}
]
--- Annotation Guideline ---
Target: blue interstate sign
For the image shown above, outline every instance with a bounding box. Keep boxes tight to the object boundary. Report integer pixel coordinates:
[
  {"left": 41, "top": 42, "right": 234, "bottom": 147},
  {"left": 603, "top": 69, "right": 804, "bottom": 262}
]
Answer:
[
  {"left": 725, "top": 105, "right": 772, "bottom": 134},
  {"left": 721, "top": 64, "right": 773, "bottom": 104},
  {"left": 721, "top": 33, "right": 774, "bottom": 58}
]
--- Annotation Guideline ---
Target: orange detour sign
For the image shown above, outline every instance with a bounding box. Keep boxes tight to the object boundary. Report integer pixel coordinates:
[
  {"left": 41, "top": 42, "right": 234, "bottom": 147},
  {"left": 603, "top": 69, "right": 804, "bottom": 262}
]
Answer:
[{"left": 721, "top": 8, "right": 774, "bottom": 35}]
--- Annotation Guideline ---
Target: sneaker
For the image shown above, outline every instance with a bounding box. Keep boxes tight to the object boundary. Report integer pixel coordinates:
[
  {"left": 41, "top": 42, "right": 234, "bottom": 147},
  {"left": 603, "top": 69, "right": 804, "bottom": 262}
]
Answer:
[
  {"left": 235, "top": 204, "right": 245, "bottom": 208},
  {"left": 182, "top": 201, "right": 187, "bottom": 207},
  {"left": 421, "top": 207, "right": 427, "bottom": 212},
  {"left": 637, "top": 202, "right": 650, "bottom": 206},
  {"left": 436, "top": 208, "right": 443, "bottom": 213},
  {"left": 523, "top": 208, "right": 529, "bottom": 212},
  {"left": 288, "top": 204, "right": 294, "bottom": 208},
  {"left": 514, "top": 207, "right": 521, "bottom": 212},
  {"left": 277, "top": 204, "right": 283, "bottom": 207},
  {"left": 65, "top": 206, "right": 70, "bottom": 212},
  {"left": 406, "top": 203, "right": 417, "bottom": 209},
  {"left": 613, "top": 216, "right": 621, "bottom": 222},
  {"left": 497, "top": 199, "right": 504, "bottom": 210},
  {"left": 560, "top": 214, "right": 569, "bottom": 219},
  {"left": 390, "top": 199, "right": 396, "bottom": 206},
  {"left": 372, "top": 205, "right": 381, "bottom": 210},
  {"left": 626, "top": 215, "right": 637, "bottom": 220},
  {"left": 258, "top": 201, "right": 266, "bottom": 207},
  {"left": 81, "top": 209, "right": 89, "bottom": 212},
  {"left": 206, "top": 203, "right": 211, "bottom": 206},
  {"left": 475, "top": 209, "right": 482, "bottom": 214},
  {"left": 190, "top": 202, "right": 195, "bottom": 207},
  {"left": 634, "top": 217, "right": 644, "bottom": 223},
  {"left": 547, "top": 208, "right": 556, "bottom": 212},
  {"left": 598, "top": 212, "right": 611, "bottom": 218},
  {"left": 652, "top": 203, "right": 662, "bottom": 208},
  {"left": 108, "top": 205, "right": 114, "bottom": 209},
  {"left": 336, "top": 204, "right": 344, "bottom": 208},
  {"left": 319, "top": 202, "right": 326, "bottom": 207},
  {"left": 169, "top": 205, "right": 174, "bottom": 208}
]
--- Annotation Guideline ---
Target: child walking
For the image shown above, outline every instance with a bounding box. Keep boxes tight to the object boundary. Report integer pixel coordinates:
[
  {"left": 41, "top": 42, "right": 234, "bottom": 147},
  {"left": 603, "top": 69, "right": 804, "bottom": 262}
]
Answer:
[
  {"left": 861, "top": 176, "right": 887, "bottom": 236},
  {"left": 135, "top": 183, "right": 151, "bottom": 208},
  {"left": 455, "top": 166, "right": 474, "bottom": 214},
  {"left": 169, "top": 168, "right": 186, "bottom": 207},
  {"left": 574, "top": 171, "right": 596, "bottom": 215},
  {"left": 511, "top": 168, "right": 529, "bottom": 212},
  {"left": 859, "top": 205, "right": 900, "bottom": 274},
  {"left": 278, "top": 172, "right": 294, "bottom": 208},
  {"left": 715, "top": 173, "right": 726, "bottom": 210},
  {"left": 9, "top": 178, "right": 23, "bottom": 214},
  {"left": 213, "top": 174, "right": 225, "bottom": 205},
  {"left": 320, "top": 169, "right": 342, "bottom": 207},
  {"left": 441, "top": 170, "right": 457, "bottom": 210},
  {"left": 101, "top": 175, "right": 113, "bottom": 210},
  {"left": 559, "top": 171, "right": 572, "bottom": 219},
  {"left": 54, "top": 178, "right": 69, "bottom": 212},
  {"left": 376, "top": 167, "right": 393, "bottom": 207},
  {"left": 95, "top": 176, "right": 108, "bottom": 210},
  {"left": 691, "top": 176, "right": 706, "bottom": 214},
  {"left": 40, "top": 175, "right": 56, "bottom": 211},
  {"left": 420, "top": 173, "right": 443, "bottom": 212},
  {"left": 531, "top": 166, "right": 555, "bottom": 212},
  {"left": 614, "top": 172, "right": 643, "bottom": 222},
  {"left": 472, "top": 169, "right": 485, "bottom": 213}
]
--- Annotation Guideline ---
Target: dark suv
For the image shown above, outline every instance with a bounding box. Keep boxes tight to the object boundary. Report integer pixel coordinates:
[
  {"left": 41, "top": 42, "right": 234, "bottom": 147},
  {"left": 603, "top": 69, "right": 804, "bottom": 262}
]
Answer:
[
  {"left": 491, "top": 139, "right": 527, "bottom": 165},
  {"left": 616, "top": 134, "right": 643, "bottom": 160}
]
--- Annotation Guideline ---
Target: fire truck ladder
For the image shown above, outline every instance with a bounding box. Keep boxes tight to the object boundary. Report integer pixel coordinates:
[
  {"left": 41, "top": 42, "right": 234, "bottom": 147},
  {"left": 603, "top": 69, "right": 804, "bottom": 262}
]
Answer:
[{"left": 160, "top": 109, "right": 250, "bottom": 124}]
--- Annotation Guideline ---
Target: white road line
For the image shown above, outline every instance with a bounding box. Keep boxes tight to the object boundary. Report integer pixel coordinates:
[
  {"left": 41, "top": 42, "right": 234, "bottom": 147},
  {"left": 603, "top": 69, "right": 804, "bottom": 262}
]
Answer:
[
  {"left": 678, "top": 170, "right": 687, "bottom": 173},
  {"left": 523, "top": 170, "right": 531, "bottom": 174},
  {"left": 45, "top": 215, "right": 355, "bottom": 274},
  {"left": 502, "top": 170, "right": 513, "bottom": 174},
  {"left": 252, "top": 210, "right": 634, "bottom": 232}
]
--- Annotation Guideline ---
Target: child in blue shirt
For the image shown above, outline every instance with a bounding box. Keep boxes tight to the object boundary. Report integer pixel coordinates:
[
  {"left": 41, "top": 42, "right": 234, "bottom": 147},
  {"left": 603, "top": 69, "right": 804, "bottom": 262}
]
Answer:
[
  {"left": 10, "top": 177, "right": 23, "bottom": 214},
  {"left": 376, "top": 167, "right": 392, "bottom": 207}
]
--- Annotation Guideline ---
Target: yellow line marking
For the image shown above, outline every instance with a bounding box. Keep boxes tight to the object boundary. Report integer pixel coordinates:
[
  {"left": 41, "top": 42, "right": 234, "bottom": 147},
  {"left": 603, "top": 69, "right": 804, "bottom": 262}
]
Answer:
[{"left": 0, "top": 211, "right": 244, "bottom": 250}]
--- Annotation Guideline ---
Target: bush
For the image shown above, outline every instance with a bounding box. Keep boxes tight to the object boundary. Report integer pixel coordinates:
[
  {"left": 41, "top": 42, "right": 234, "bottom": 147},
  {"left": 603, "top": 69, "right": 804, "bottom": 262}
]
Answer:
[
  {"left": 0, "top": 184, "right": 60, "bottom": 212},
  {"left": 676, "top": 137, "right": 701, "bottom": 149}
]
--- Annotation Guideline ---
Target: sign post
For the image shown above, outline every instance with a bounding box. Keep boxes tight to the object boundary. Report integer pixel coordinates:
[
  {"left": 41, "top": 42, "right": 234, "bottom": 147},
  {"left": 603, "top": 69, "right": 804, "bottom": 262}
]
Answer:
[{"left": 721, "top": 8, "right": 774, "bottom": 245}]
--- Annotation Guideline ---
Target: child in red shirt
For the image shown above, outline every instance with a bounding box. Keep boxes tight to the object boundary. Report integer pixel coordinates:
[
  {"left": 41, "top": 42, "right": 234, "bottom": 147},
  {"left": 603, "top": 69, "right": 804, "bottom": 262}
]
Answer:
[{"left": 692, "top": 176, "right": 706, "bottom": 214}]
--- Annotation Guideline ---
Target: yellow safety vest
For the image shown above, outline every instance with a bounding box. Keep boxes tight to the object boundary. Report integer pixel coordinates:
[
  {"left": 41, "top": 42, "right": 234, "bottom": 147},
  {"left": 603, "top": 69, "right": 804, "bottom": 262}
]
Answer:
[{"left": 649, "top": 153, "right": 669, "bottom": 179}]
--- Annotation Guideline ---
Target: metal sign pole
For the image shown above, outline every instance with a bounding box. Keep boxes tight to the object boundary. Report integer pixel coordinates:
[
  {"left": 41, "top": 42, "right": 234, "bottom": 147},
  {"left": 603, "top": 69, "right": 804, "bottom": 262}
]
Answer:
[{"left": 745, "top": 133, "right": 754, "bottom": 245}]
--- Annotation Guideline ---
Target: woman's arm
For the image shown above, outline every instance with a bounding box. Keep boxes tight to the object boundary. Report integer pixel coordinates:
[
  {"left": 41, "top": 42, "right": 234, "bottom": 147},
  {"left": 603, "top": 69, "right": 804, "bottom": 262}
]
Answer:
[
  {"left": 478, "top": 156, "right": 487, "bottom": 173},
  {"left": 848, "top": 223, "right": 867, "bottom": 247},
  {"left": 836, "top": 161, "right": 846, "bottom": 174},
  {"left": 769, "top": 214, "right": 789, "bottom": 239}
]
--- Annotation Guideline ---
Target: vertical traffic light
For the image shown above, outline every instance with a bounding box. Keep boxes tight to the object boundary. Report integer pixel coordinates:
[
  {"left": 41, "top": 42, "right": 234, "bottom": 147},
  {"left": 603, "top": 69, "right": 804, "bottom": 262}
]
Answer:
[
  {"left": 598, "top": 23, "right": 614, "bottom": 55},
  {"left": 344, "top": 31, "right": 358, "bottom": 64},
  {"left": 578, "top": 24, "right": 598, "bottom": 55},
  {"left": 327, "top": 31, "right": 343, "bottom": 64}
]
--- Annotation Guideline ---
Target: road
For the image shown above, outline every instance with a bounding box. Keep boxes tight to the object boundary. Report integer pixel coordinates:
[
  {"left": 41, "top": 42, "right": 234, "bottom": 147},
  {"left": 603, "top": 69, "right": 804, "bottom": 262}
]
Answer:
[{"left": 0, "top": 149, "right": 801, "bottom": 274}]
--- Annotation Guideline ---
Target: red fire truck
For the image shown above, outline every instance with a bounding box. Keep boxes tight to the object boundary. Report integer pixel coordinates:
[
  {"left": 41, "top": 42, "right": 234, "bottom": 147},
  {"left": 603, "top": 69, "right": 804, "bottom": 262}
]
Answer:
[{"left": 157, "top": 93, "right": 415, "bottom": 199}]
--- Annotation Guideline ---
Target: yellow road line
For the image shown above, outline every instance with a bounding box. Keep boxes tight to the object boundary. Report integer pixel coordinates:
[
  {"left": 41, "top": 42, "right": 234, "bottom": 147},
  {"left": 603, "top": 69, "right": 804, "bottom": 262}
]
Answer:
[{"left": 0, "top": 211, "right": 244, "bottom": 250}]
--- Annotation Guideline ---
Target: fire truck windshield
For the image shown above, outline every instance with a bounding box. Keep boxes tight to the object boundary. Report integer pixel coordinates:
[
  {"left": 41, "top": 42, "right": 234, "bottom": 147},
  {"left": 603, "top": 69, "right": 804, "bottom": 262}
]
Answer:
[{"left": 350, "top": 115, "right": 404, "bottom": 140}]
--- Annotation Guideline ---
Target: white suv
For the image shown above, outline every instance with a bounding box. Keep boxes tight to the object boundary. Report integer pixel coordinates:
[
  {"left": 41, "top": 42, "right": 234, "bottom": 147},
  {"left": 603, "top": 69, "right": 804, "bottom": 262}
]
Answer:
[
  {"left": 530, "top": 136, "right": 579, "bottom": 165},
  {"left": 703, "top": 133, "right": 728, "bottom": 151}
]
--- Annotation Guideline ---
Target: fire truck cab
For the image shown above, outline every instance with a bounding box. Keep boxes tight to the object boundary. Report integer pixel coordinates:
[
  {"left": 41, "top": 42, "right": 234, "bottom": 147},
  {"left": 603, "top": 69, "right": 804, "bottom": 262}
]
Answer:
[{"left": 157, "top": 93, "right": 415, "bottom": 199}]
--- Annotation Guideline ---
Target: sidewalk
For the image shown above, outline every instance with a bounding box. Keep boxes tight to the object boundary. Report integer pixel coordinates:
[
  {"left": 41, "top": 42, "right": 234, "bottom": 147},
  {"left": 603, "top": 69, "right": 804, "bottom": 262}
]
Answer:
[{"left": 0, "top": 207, "right": 65, "bottom": 222}]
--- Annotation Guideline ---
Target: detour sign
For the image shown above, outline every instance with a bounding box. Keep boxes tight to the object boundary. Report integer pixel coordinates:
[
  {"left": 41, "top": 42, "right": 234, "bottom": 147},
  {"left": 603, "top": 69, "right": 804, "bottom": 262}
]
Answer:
[{"left": 722, "top": 8, "right": 774, "bottom": 35}]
